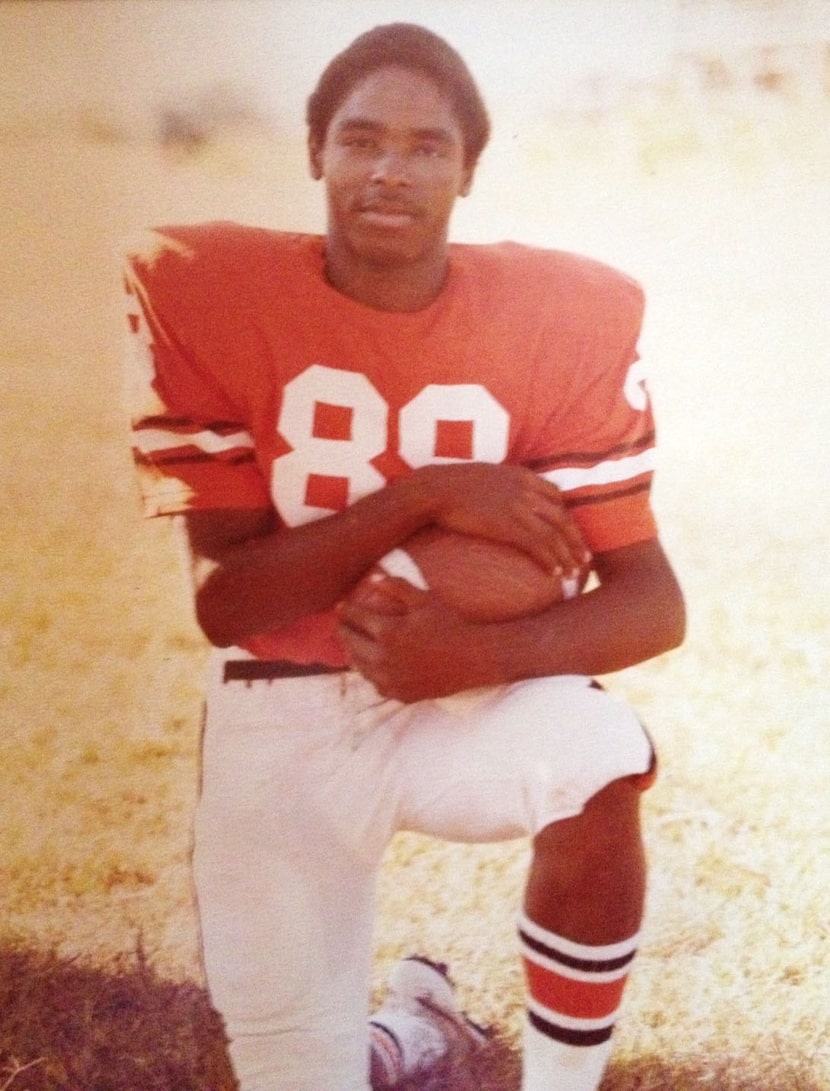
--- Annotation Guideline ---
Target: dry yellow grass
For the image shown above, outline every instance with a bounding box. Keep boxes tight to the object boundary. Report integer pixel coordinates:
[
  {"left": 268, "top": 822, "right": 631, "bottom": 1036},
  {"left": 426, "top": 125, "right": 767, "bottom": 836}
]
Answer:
[{"left": 1, "top": 86, "right": 828, "bottom": 1088}]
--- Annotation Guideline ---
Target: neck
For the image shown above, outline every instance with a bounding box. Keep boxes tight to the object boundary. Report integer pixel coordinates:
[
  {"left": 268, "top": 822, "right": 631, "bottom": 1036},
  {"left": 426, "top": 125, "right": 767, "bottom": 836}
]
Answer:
[{"left": 323, "top": 243, "right": 449, "bottom": 313}]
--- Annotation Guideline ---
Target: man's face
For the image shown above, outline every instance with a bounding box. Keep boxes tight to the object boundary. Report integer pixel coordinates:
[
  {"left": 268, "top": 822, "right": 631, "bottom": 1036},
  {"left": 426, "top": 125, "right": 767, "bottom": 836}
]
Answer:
[{"left": 309, "top": 65, "right": 475, "bottom": 277}]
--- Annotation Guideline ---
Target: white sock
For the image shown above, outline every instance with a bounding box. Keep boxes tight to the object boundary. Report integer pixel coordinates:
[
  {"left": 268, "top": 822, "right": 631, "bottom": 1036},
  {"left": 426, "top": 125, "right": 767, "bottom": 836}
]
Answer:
[{"left": 369, "top": 1007, "right": 449, "bottom": 1086}]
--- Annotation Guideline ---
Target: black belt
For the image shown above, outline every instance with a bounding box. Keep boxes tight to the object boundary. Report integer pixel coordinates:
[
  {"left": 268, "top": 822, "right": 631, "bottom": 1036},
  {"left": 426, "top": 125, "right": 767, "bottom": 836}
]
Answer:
[{"left": 223, "top": 660, "right": 349, "bottom": 683}]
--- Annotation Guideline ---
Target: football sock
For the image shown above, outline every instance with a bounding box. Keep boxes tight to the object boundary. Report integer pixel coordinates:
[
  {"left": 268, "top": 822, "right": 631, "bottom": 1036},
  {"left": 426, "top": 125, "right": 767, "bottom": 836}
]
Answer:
[{"left": 518, "top": 911, "right": 640, "bottom": 1091}]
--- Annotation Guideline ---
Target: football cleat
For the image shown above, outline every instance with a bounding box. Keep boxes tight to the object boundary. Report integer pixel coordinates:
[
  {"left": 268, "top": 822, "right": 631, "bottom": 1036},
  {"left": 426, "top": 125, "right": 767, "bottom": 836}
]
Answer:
[{"left": 384, "top": 955, "right": 490, "bottom": 1049}]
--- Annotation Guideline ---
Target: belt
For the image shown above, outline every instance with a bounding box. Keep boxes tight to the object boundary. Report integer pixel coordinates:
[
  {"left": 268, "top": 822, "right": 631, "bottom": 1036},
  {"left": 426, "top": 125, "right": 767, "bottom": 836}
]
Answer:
[{"left": 223, "top": 659, "right": 349, "bottom": 683}]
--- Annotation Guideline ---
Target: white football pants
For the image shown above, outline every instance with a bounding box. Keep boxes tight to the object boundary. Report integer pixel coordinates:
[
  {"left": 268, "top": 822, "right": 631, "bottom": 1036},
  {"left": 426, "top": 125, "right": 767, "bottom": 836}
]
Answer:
[{"left": 193, "top": 650, "right": 653, "bottom": 1091}]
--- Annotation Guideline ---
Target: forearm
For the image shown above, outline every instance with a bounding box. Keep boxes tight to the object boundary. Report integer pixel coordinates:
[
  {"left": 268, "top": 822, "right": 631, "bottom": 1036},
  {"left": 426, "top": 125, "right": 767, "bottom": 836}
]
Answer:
[
  {"left": 194, "top": 476, "right": 438, "bottom": 646},
  {"left": 479, "top": 562, "right": 686, "bottom": 684}
]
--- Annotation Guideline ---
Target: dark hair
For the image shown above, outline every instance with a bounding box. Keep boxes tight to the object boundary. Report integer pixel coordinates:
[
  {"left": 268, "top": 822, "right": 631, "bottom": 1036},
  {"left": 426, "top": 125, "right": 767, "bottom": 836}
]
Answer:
[{"left": 306, "top": 23, "right": 490, "bottom": 167}]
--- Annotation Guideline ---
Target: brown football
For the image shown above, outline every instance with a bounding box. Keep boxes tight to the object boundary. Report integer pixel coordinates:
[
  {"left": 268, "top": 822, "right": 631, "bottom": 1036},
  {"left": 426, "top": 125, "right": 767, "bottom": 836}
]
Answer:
[{"left": 373, "top": 525, "right": 589, "bottom": 623}]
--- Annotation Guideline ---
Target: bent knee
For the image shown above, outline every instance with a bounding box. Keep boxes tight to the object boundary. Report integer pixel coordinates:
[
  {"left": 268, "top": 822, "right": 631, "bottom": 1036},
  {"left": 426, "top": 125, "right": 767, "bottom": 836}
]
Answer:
[
  {"left": 586, "top": 770, "right": 651, "bottom": 815},
  {"left": 533, "top": 774, "right": 645, "bottom": 862},
  {"left": 526, "top": 776, "right": 648, "bottom": 925}
]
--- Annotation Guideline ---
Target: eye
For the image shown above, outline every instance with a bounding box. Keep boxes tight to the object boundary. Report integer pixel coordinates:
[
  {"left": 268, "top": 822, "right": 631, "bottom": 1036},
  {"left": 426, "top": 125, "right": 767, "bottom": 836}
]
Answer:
[
  {"left": 341, "top": 134, "right": 378, "bottom": 153},
  {"left": 412, "top": 143, "right": 443, "bottom": 158}
]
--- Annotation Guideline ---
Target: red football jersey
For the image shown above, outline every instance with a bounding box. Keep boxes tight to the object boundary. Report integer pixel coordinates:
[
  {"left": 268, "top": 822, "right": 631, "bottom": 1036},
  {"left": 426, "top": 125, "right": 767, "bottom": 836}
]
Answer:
[{"left": 124, "top": 224, "right": 657, "bottom": 663}]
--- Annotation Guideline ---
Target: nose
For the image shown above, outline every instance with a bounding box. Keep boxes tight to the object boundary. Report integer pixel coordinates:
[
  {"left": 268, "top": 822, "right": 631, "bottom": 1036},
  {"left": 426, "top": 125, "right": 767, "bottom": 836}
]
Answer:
[{"left": 370, "top": 149, "right": 411, "bottom": 187}]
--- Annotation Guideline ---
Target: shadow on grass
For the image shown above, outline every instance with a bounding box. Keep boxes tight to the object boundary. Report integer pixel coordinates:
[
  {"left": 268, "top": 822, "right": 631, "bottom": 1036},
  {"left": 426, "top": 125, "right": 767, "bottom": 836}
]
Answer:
[
  {"left": 0, "top": 944, "right": 235, "bottom": 1091},
  {"left": 0, "top": 944, "right": 822, "bottom": 1091}
]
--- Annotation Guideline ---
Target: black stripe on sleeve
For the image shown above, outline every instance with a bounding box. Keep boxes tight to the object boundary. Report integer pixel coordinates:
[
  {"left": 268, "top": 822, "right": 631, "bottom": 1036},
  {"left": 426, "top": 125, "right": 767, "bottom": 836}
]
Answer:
[
  {"left": 562, "top": 480, "right": 652, "bottom": 509},
  {"left": 526, "top": 431, "right": 656, "bottom": 473},
  {"left": 133, "top": 449, "right": 257, "bottom": 468}
]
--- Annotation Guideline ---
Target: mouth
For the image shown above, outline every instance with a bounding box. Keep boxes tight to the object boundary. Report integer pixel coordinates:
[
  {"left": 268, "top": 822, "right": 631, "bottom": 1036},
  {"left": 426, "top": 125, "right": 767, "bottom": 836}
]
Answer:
[{"left": 356, "top": 202, "right": 419, "bottom": 229}]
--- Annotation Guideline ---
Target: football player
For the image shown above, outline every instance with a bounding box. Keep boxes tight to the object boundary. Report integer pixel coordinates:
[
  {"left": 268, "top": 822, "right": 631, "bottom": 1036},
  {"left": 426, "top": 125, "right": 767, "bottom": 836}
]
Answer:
[{"left": 123, "top": 23, "right": 685, "bottom": 1091}]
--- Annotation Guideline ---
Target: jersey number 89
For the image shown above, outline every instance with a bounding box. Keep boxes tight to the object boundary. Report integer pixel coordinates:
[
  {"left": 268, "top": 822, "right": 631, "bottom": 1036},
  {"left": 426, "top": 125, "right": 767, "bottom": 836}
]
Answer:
[{"left": 271, "top": 364, "right": 510, "bottom": 526}]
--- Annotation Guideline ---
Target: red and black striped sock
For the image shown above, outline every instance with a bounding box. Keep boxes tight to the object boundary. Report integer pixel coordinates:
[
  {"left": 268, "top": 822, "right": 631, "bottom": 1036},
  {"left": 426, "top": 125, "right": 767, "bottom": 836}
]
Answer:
[{"left": 519, "top": 912, "right": 639, "bottom": 1091}]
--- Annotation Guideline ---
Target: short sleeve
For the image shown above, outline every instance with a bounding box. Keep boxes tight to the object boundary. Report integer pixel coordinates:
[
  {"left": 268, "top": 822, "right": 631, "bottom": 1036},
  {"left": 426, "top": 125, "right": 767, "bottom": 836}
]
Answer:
[
  {"left": 122, "top": 231, "right": 271, "bottom": 518},
  {"left": 524, "top": 263, "right": 657, "bottom": 552}
]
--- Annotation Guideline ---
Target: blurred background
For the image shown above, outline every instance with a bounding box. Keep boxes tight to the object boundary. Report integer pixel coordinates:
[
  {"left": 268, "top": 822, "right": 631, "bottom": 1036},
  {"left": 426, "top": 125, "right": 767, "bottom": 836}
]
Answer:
[{"left": 3, "top": 0, "right": 829, "bottom": 138}]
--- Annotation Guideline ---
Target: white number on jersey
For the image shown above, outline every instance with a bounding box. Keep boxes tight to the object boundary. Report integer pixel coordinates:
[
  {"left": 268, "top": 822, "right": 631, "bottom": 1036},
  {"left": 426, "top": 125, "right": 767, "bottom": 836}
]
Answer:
[
  {"left": 272, "top": 365, "right": 388, "bottom": 526},
  {"left": 399, "top": 384, "right": 509, "bottom": 467},
  {"left": 272, "top": 366, "right": 509, "bottom": 526}
]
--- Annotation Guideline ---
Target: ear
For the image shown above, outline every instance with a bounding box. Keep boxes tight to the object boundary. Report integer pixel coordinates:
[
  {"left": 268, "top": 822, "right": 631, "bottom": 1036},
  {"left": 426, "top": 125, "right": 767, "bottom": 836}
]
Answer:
[
  {"left": 308, "top": 132, "right": 324, "bottom": 180},
  {"left": 458, "top": 161, "right": 476, "bottom": 198}
]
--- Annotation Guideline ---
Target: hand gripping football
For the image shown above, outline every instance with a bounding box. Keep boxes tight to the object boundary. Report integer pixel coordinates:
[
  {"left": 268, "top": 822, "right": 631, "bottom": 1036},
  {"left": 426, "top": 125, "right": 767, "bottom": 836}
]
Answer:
[{"left": 372, "top": 525, "right": 589, "bottom": 623}]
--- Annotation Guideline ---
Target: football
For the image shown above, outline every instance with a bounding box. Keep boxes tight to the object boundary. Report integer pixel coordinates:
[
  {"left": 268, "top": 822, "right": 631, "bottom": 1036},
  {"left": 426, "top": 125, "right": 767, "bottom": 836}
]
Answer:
[{"left": 371, "top": 525, "right": 590, "bottom": 623}]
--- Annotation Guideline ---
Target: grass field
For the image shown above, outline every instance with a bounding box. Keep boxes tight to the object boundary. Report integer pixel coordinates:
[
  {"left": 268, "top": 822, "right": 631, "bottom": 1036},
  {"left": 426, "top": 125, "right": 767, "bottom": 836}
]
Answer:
[{"left": 1, "top": 80, "right": 828, "bottom": 1088}]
